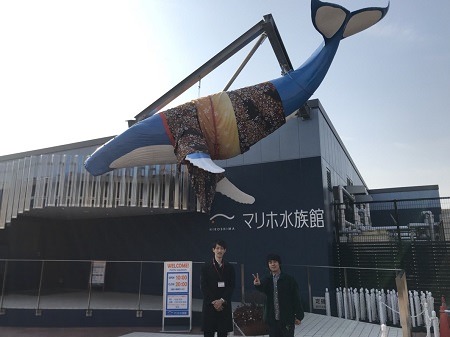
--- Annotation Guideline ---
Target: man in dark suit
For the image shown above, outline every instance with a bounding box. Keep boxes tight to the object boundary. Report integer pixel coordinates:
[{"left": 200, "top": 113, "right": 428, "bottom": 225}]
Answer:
[
  {"left": 253, "top": 253, "right": 304, "bottom": 337},
  {"left": 201, "top": 239, "right": 235, "bottom": 337}
]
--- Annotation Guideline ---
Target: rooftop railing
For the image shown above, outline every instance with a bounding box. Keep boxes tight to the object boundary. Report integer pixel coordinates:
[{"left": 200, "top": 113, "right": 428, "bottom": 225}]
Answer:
[{"left": 0, "top": 258, "right": 412, "bottom": 336}]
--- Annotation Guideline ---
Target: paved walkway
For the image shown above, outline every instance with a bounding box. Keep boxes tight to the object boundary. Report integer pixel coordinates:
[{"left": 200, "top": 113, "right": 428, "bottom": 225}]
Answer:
[
  {"left": 0, "top": 312, "right": 405, "bottom": 337},
  {"left": 0, "top": 291, "right": 429, "bottom": 337},
  {"left": 119, "top": 319, "right": 400, "bottom": 337}
]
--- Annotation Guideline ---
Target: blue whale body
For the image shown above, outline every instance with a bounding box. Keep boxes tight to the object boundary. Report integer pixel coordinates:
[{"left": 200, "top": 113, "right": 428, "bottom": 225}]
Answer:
[{"left": 85, "top": 0, "right": 389, "bottom": 212}]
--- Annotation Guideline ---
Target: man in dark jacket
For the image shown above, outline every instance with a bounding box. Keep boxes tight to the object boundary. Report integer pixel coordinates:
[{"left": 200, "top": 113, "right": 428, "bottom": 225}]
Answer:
[
  {"left": 201, "top": 239, "right": 235, "bottom": 337},
  {"left": 253, "top": 253, "right": 304, "bottom": 337}
]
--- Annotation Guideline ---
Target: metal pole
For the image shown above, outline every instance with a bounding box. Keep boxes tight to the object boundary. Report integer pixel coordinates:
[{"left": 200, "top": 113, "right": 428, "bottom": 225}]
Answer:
[
  {"left": 223, "top": 33, "right": 267, "bottom": 92},
  {"left": 134, "top": 18, "right": 268, "bottom": 122},
  {"left": 133, "top": 14, "right": 292, "bottom": 123},
  {"left": 241, "top": 264, "right": 245, "bottom": 303},
  {"left": 394, "top": 200, "right": 402, "bottom": 243},
  {"left": 0, "top": 260, "right": 8, "bottom": 314},
  {"left": 86, "top": 261, "right": 93, "bottom": 316},
  {"left": 344, "top": 267, "right": 348, "bottom": 290},
  {"left": 307, "top": 266, "right": 312, "bottom": 312},
  {"left": 395, "top": 270, "right": 412, "bottom": 337},
  {"left": 136, "top": 261, "right": 143, "bottom": 317},
  {"left": 35, "top": 260, "right": 45, "bottom": 316}
]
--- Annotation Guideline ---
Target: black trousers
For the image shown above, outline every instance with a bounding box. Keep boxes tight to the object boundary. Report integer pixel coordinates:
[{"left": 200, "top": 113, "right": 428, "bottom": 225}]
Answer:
[
  {"left": 268, "top": 320, "right": 295, "bottom": 337},
  {"left": 204, "top": 332, "right": 228, "bottom": 337}
]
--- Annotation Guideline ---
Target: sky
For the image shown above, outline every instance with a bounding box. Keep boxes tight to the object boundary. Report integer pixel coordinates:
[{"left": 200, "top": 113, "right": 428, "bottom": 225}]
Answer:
[{"left": 1, "top": 0, "right": 450, "bottom": 196}]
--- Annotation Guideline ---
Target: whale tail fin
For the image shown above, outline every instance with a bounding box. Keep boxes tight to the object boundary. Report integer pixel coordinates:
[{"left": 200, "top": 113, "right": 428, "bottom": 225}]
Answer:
[{"left": 311, "top": 0, "right": 389, "bottom": 41}]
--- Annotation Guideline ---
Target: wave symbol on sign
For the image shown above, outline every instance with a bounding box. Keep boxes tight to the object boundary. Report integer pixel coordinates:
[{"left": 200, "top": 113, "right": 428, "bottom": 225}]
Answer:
[{"left": 209, "top": 214, "right": 235, "bottom": 221}]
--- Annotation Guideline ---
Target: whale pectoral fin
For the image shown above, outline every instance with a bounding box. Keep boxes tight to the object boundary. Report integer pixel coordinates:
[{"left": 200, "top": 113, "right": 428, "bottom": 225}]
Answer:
[
  {"left": 185, "top": 152, "right": 225, "bottom": 174},
  {"left": 216, "top": 177, "right": 255, "bottom": 205},
  {"left": 343, "top": 5, "right": 389, "bottom": 38}
]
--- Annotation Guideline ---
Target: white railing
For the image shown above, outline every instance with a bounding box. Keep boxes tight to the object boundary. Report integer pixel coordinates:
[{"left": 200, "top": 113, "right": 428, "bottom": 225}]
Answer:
[{"left": 326, "top": 287, "right": 439, "bottom": 336}]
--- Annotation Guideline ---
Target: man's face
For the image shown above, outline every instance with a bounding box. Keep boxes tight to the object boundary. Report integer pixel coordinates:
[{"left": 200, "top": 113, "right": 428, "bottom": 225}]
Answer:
[
  {"left": 268, "top": 259, "right": 280, "bottom": 274},
  {"left": 212, "top": 244, "right": 226, "bottom": 259}
]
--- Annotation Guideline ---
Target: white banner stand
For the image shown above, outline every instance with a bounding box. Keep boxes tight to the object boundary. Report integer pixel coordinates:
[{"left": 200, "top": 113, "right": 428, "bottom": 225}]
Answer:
[
  {"left": 162, "top": 261, "right": 192, "bottom": 332},
  {"left": 90, "top": 261, "right": 106, "bottom": 289}
]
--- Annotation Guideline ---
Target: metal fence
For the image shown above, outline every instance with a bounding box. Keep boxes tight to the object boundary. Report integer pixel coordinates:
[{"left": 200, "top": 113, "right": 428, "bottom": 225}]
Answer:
[
  {"left": 335, "top": 197, "right": 450, "bottom": 243},
  {"left": 0, "top": 259, "right": 403, "bottom": 312},
  {"left": 334, "top": 197, "right": 450, "bottom": 310},
  {"left": 0, "top": 259, "right": 413, "bottom": 335},
  {"left": 0, "top": 259, "right": 222, "bottom": 315}
]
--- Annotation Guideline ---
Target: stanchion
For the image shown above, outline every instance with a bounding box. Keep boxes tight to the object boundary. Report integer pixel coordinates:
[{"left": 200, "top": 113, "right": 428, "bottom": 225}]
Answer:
[{"left": 440, "top": 296, "right": 450, "bottom": 337}]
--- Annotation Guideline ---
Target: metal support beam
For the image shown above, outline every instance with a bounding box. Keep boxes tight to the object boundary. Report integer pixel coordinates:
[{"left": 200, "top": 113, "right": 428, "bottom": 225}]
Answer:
[
  {"left": 132, "top": 14, "right": 293, "bottom": 124},
  {"left": 262, "top": 14, "right": 293, "bottom": 75},
  {"left": 222, "top": 33, "right": 268, "bottom": 92}
]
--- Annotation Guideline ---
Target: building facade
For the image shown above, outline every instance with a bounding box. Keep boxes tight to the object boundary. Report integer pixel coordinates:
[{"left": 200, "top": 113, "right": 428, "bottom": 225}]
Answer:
[{"left": 0, "top": 99, "right": 441, "bottom": 324}]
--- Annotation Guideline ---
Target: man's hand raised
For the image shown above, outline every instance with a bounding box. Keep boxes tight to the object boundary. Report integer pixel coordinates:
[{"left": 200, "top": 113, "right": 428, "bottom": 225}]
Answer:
[{"left": 252, "top": 273, "right": 260, "bottom": 286}]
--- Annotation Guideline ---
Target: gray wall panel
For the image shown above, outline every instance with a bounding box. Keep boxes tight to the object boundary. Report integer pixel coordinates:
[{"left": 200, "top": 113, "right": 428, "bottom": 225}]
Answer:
[{"left": 279, "top": 118, "right": 301, "bottom": 160}]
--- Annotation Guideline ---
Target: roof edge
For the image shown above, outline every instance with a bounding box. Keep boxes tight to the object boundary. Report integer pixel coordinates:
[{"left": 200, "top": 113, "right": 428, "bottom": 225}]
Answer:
[{"left": 0, "top": 136, "right": 115, "bottom": 162}]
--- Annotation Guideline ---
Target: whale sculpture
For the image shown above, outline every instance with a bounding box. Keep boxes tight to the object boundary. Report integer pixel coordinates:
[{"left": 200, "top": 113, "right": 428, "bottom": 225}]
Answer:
[{"left": 85, "top": 0, "right": 389, "bottom": 212}]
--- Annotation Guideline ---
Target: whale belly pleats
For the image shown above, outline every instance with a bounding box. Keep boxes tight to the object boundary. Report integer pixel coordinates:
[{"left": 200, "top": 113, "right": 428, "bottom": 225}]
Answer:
[{"left": 196, "top": 92, "right": 241, "bottom": 159}]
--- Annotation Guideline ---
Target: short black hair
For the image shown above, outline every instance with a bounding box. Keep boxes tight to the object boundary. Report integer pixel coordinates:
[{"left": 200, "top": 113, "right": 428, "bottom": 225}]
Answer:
[
  {"left": 212, "top": 239, "right": 227, "bottom": 249},
  {"left": 267, "top": 253, "right": 282, "bottom": 264}
]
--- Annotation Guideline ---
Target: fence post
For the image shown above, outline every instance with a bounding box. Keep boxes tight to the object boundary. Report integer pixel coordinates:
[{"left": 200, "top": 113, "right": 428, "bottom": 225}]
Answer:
[
  {"left": 394, "top": 200, "right": 402, "bottom": 243},
  {"left": 0, "top": 260, "right": 8, "bottom": 314},
  {"left": 307, "top": 266, "right": 312, "bottom": 312},
  {"left": 325, "top": 288, "right": 331, "bottom": 316},
  {"left": 35, "top": 260, "right": 45, "bottom": 316},
  {"left": 396, "top": 270, "right": 412, "bottom": 337},
  {"left": 86, "top": 260, "right": 94, "bottom": 317},
  {"left": 136, "top": 261, "right": 143, "bottom": 317},
  {"left": 241, "top": 263, "right": 245, "bottom": 303},
  {"left": 344, "top": 267, "right": 348, "bottom": 290}
]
